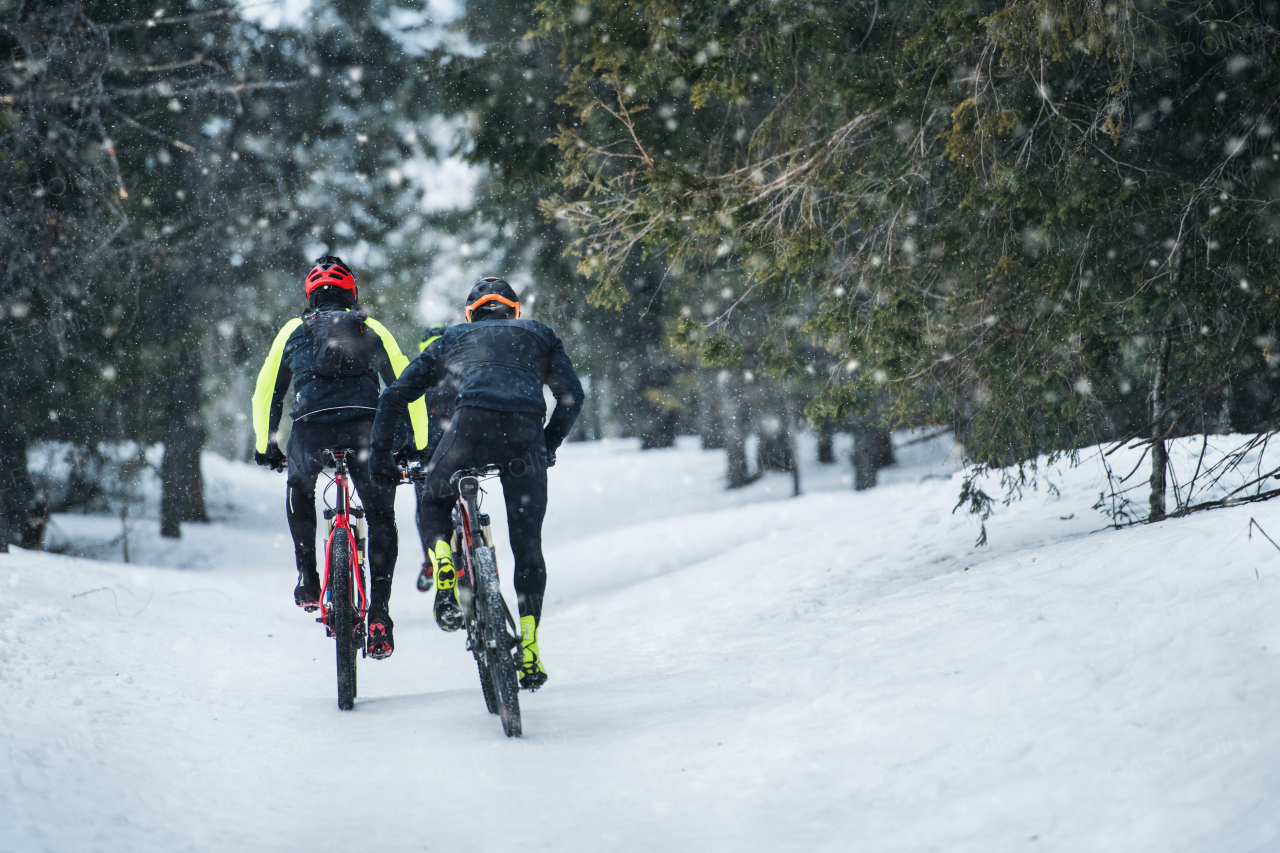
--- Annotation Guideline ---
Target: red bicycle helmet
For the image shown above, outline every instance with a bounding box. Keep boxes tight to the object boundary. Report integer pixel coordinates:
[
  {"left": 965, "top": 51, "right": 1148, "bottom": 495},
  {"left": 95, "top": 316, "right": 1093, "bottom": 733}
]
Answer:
[{"left": 305, "top": 255, "right": 357, "bottom": 301}]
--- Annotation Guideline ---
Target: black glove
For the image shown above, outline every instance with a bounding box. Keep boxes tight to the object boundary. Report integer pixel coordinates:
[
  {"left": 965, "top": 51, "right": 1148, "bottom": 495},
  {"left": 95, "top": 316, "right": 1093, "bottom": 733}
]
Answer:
[
  {"left": 254, "top": 445, "right": 286, "bottom": 472},
  {"left": 543, "top": 443, "right": 557, "bottom": 468},
  {"left": 368, "top": 450, "right": 400, "bottom": 485}
]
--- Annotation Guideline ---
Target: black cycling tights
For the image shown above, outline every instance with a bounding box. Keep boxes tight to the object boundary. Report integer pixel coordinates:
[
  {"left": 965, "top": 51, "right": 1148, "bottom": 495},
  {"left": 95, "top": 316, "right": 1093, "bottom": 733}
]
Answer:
[
  {"left": 286, "top": 417, "right": 398, "bottom": 613},
  {"left": 419, "top": 407, "right": 549, "bottom": 621}
]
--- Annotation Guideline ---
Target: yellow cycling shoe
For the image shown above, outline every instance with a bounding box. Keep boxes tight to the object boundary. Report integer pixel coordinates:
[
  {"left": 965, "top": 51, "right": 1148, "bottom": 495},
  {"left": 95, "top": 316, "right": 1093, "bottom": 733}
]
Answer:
[
  {"left": 429, "top": 540, "right": 464, "bottom": 632},
  {"left": 519, "top": 614, "right": 548, "bottom": 691}
]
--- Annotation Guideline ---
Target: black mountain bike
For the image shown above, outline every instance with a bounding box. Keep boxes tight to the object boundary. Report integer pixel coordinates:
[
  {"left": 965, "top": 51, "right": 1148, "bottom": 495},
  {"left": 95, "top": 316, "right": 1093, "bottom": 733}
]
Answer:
[
  {"left": 406, "top": 462, "right": 523, "bottom": 737},
  {"left": 319, "top": 448, "right": 369, "bottom": 711}
]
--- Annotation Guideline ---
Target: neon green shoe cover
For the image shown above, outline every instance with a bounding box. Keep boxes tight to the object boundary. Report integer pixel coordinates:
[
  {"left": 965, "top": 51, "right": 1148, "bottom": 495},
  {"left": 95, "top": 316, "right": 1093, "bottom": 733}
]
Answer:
[
  {"left": 519, "top": 614, "right": 548, "bottom": 691},
  {"left": 429, "top": 540, "right": 463, "bottom": 631}
]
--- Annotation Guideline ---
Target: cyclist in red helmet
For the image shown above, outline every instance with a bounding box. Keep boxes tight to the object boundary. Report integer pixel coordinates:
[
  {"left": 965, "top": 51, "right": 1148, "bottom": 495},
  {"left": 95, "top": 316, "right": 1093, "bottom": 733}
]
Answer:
[{"left": 251, "top": 255, "right": 427, "bottom": 659}]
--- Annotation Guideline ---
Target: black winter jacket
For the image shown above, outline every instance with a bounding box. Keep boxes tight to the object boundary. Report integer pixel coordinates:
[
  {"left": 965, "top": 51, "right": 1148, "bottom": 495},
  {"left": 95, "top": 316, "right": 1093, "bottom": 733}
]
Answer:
[
  {"left": 371, "top": 317, "right": 584, "bottom": 454},
  {"left": 251, "top": 301, "right": 427, "bottom": 456}
]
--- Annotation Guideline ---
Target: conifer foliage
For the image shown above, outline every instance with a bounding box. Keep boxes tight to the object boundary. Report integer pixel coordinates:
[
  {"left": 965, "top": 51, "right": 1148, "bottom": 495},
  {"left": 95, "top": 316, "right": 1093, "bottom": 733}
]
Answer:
[
  {"left": 1, "top": 2, "right": 305, "bottom": 542},
  {"left": 536, "top": 0, "right": 1280, "bottom": 524},
  {"left": 0, "top": 1, "right": 431, "bottom": 544}
]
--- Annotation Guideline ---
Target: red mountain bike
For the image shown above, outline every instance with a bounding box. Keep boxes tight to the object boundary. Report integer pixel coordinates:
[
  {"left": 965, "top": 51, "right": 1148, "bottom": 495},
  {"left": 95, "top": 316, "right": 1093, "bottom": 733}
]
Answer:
[{"left": 319, "top": 447, "right": 369, "bottom": 711}]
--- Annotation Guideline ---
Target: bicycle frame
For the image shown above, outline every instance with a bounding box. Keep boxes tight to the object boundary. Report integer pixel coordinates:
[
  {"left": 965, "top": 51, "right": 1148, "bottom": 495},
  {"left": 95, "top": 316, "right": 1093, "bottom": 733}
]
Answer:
[
  {"left": 448, "top": 465, "right": 501, "bottom": 585},
  {"left": 451, "top": 467, "right": 520, "bottom": 630},
  {"left": 402, "top": 461, "right": 504, "bottom": 616},
  {"left": 319, "top": 450, "right": 369, "bottom": 637},
  {"left": 452, "top": 476, "right": 484, "bottom": 586},
  {"left": 403, "top": 463, "right": 496, "bottom": 590}
]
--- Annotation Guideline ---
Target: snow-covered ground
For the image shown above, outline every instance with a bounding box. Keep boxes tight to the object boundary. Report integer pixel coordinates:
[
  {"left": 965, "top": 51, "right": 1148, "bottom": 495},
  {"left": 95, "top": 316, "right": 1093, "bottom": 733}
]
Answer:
[{"left": 3, "top": 433, "right": 1279, "bottom": 852}]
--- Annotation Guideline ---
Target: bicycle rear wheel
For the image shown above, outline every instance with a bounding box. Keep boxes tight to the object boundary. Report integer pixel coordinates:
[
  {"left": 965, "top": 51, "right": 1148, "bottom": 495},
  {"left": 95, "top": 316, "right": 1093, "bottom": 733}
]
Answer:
[
  {"left": 473, "top": 545, "right": 521, "bottom": 737},
  {"left": 331, "top": 533, "right": 358, "bottom": 711}
]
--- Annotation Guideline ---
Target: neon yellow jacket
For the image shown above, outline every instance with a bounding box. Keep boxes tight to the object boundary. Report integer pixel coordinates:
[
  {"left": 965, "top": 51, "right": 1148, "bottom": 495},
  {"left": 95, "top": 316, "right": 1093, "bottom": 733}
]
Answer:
[{"left": 251, "top": 313, "right": 429, "bottom": 454}]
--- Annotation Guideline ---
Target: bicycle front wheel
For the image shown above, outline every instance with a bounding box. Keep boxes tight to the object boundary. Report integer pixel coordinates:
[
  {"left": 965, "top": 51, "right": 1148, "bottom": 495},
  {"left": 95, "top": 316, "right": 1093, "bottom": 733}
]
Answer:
[
  {"left": 331, "top": 532, "right": 358, "bottom": 711},
  {"left": 474, "top": 647, "right": 499, "bottom": 715},
  {"left": 473, "top": 545, "right": 521, "bottom": 737}
]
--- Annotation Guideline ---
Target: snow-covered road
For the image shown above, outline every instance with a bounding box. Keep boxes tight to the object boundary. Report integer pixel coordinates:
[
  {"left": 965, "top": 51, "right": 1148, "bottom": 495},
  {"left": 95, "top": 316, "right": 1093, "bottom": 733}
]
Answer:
[{"left": 3, "top": 435, "right": 1279, "bottom": 851}]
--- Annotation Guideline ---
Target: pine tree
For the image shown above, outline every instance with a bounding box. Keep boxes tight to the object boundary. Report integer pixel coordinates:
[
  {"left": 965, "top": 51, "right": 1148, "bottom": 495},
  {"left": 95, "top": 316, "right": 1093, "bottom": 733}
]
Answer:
[
  {"left": 420, "top": 0, "right": 701, "bottom": 448},
  {"left": 93, "top": 4, "right": 314, "bottom": 536},
  {"left": 535, "top": 0, "right": 1280, "bottom": 522},
  {"left": 2, "top": 2, "right": 313, "bottom": 541}
]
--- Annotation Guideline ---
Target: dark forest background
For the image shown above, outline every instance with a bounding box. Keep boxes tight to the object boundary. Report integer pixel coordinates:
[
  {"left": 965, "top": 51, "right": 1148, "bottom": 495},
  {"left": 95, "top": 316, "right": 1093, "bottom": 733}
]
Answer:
[{"left": 4, "top": 0, "right": 1280, "bottom": 548}]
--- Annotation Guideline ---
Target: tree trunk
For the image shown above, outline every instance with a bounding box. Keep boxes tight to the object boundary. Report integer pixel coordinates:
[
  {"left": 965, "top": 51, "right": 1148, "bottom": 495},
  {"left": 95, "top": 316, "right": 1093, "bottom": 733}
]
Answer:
[
  {"left": 0, "top": 422, "right": 15, "bottom": 551},
  {"left": 852, "top": 426, "right": 893, "bottom": 491},
  {"left": 817, "top": 423, "right": 835, "bottom": 464},
  {"left": 722, "top": 373, "right": 752, "bottom": 488},
  {"left": 785, "top": 392, "right": 802, "bottom": 497},
  {"left": 641, "top": 410, "right": 678, "bottom": 449},
  {"left": 756, "top": 418, "right": 793, "bottom": 472},
  {"left": 697, "top": 374, "right": 726, "bottom": 449},
  {"left": 0, "top": 422, "right": 36, "bottom": 549},
  {"left": 634, "top": 361, "right": 678, "bottom": 448},
  {"left": 874, "top": 427, "right": 896, "bottom": 470},
  {"left": 852, "top": 428, "right": 878, "bottom": 490},
  {"left": 159, "top": 267, "right": 208, "bottom": 538},
  {"left": 1149, "top": 330, "right": 1172, "bottom": 522},
  {"left": 0, "top": 458, "right": 9, "bottom": 552},
  {"left": 161, "top": 345, "right": 208, "bottom": 537}
]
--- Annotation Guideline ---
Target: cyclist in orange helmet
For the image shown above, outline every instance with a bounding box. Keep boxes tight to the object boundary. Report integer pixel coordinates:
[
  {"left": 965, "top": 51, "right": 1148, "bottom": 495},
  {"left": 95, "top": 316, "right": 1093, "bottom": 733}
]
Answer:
[{"left": 368, "top": 277, "right": 583, "bottom": 690}]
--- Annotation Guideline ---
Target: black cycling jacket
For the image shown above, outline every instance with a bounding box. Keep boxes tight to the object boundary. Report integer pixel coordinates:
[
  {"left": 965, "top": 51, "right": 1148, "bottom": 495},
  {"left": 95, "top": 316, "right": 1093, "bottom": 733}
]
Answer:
[
  {"left": 250, "top": 300, "right": 427, "bottom": 455},
  {"left": 371, "top": 316, "right": 584, "bottom": 454}
]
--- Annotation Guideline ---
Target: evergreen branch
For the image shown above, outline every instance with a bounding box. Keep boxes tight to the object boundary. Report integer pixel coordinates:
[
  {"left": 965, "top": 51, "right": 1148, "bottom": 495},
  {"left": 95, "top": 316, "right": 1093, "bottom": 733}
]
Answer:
[
  {"left": 589, "top": 79, "right": 654, "bottom": 169},
  {"left": 1173, "top": 485, "right": 1280, "bottom": 518},
  {"left": 103, "top": 9, "right": 234, "bottom": 32},
  {"left": 111, "top": 79, "right": 304, "bottom": 99},
  {"left": 110, "top": 111, "right": 197, "bottom": 153},
  {"left": 92, "top": 90, "right": 128, "bottom": 204}
]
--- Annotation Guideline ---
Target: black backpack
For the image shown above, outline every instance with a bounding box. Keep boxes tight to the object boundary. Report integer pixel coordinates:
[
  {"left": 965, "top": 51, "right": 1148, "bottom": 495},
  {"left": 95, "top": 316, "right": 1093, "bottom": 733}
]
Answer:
[{"left": 302, "top": 308, "right": 373, "bottom": 379}]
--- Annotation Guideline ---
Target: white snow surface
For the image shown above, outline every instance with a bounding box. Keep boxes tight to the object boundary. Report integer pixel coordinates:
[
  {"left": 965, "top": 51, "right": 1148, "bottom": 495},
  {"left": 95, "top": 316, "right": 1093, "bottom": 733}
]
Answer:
[{"left": 3, "top": 433, "right": 1279, "bottom": 851}]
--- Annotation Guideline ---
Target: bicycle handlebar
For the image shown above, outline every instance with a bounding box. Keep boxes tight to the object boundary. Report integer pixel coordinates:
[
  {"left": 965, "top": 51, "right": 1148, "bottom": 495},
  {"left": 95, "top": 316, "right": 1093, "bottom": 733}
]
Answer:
[
  {"left": 395, "top": 461, "right": 501, "bottom": 487},
  {"left": 398, "top": 458, "right": 428, "bottom": 483},
  {"left": 322, "top": 447, "right": 358, "bottom": 470}
]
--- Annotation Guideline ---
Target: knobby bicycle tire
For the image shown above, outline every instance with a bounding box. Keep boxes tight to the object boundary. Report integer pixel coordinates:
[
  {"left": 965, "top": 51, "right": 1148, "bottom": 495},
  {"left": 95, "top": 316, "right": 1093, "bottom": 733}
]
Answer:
[
  {"left": 473, "top": 545, "right": 521, "bottom": 737},
  {"left": 476, "top": 650, "right": 499, "bottom": 715},
  {"left": 459, "top": 547, "right": 498, "bottom": 714},
  {"left": 331, "top": 532, "right": 358, "bottom": 711}
]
